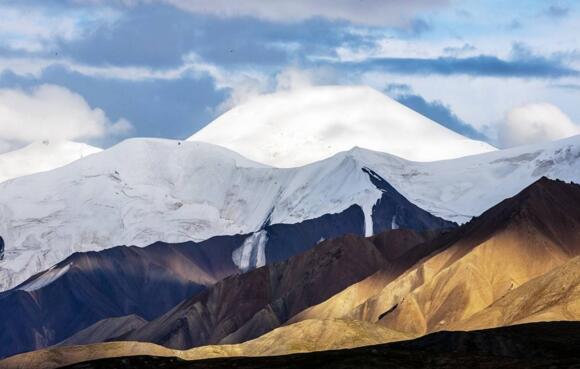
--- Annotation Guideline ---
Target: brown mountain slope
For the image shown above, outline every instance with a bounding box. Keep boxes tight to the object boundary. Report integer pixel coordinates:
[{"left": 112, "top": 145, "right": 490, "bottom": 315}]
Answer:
[
  {"left": 0, "top": 235, "right": 247, "bottom": 359},
  {"left": 375, "top": 179, "right": 580, "bottom": 334},
  {"left": 0, "top": 342, "right": 179, "bottom": 369},
  {"left": 18, "top": 250, "right": 577, "bottom": 369},
  {"left": 0, "top": 315, "right": 410, "bottom": 369},
  {"left": 56, "top": 315, "right": 148, "bottom": 347},
  {"left": 291, "top": 178, "right": 580, "bottom": 336},
  {"left": 447, "top": 255, "right": 580, "bottom": 330},
  {"left": 117, "top": 229, "right": 444, "bottom": 350},
  {"left": 183, "top": 319, "right": 411, "bottom": 358},
  {"left": 4, "top": 322, "right": 579, "bottom": 369}
]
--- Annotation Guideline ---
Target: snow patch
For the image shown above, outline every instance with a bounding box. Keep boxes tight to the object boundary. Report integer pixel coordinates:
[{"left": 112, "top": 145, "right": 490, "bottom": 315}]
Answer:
[
  {"left": 391, "top": 215, "right": 399, "bottom": 230},
  {"left": 363, "top": 204, "right": 374, "bottom": 237},
  {"left": 232, "top": 231, "right": 268, "bottom": 272},
  {"left": 0, "top": 140, "right": 101, "bottom": 184},
  {"left": 18, "top": 264, "right": 70, "bottom": 292}
]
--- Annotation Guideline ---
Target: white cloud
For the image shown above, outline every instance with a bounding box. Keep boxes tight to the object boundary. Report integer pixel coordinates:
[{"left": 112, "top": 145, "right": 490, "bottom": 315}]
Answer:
[
  {"left": 215, "top": 66, "right": 345, "bottom": 113},
  {"left": 0, "top": 53, "right": 275, "bottom": 118},
  {"left": 0, "top": 84, "right": 132, "bottom": 144},
  {"left": 498, "top": 103, "right": 580, "bottom": 147},
  {"left": 0, "top": 52, "right": 264, "bottom": 84},
  {"left": 0, "top": 5, "right": 120, "bottom": 52},
  {"left": 162, "top": 0, "right": 448, "bottom": 26},
  {"left": 214, "top": 77, "right": 268, "bottom": 114},
  {"left": 356, "top": 71, "right": 580, "bottom": 135},
  {"left": 275, "top": 66, "right": 341, "bottom": 90}
]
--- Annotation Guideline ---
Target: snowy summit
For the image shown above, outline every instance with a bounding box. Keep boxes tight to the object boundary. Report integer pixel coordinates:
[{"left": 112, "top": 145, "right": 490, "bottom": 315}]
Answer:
[
  {"left": 189, "top": 85, "right": 496, "bottom": 167},
  {"left": 0, "top": 140, "right": 101, "bottom": 184}
]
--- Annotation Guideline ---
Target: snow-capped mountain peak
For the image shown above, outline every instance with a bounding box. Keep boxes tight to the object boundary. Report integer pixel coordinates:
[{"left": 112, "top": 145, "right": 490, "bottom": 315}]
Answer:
[
  {"left": 0, "top": 140, "right": 101, "bottom": 184},
  {"left": 188, "top": 85, "right": 496, "bottom": 167},
  {"left": 0, "top": 135, "right": 578, "bottom": 292}
]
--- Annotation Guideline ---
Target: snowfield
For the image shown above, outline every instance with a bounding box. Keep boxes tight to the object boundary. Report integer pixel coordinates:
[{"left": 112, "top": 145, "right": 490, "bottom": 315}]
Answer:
[
  {"left": 0, "top": 135, "right": 579, "bottom": 291},
  {"left": 188, "top": 85, "right": 496, "bottom": 167},
  {"left": 0, "top": 140, "right": 101, "bottom": 184}
]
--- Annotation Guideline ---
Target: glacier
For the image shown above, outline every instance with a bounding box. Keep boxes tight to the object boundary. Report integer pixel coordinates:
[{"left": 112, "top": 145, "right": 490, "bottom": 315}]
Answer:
[{"left": 0, "top": 135, "right": 579, "bottom": 291}]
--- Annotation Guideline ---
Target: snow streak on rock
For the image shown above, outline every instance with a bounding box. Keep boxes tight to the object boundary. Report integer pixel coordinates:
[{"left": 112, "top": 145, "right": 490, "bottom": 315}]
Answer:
[
  {"left": 17, "top": 264, "right": 71, "bottom": 292},
  {"left": 391, "top": 215, "right": 399, "bottom": 230},
  {"left": 232, "top": 231, "right": 268, "bottom": 272}
]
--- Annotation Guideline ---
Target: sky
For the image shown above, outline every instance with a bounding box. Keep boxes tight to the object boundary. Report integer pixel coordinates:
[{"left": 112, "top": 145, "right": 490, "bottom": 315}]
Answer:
[{"left": 0, "top": 0, "right": 579, "bottom": 152}]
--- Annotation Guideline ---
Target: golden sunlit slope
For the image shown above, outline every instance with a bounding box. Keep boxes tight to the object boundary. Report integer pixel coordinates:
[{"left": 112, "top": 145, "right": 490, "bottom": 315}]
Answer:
[
  {"left": 288, "top": 271, "right": 394, "bottom": 324},
  {"left": 447, "top": 255, "right": 580, "bottom": 330},
  {"left": 186, "top": 318, "right": 411, "bottom": 358},
  {"left": 290, "top": 178, "right": 580, "bottom": 336},
  {"left": 0, "top": 319, "right": 409, "bottom": 369},
  {"left": 0, "top": 342, "right": 179, "bottom": 369},
  {"left": 376, "top": 179, "right": 580, "bottom": 335}
]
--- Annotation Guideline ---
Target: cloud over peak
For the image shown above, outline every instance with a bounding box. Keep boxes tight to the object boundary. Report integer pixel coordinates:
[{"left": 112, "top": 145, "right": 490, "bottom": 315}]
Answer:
[
  {"left": 0, "top": 84, "right": 132, "bottom": 146},
  {"left": 499, "top": 103, "right": 580, "bottom": 147}
]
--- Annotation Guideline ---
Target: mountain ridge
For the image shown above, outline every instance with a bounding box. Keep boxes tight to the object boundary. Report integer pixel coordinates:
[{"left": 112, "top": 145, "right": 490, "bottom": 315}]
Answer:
[
  {"left": 0, "top": 138, "right": 455, "bottom": 292},
  {"left": 290, "top": 177, "right": 580, "bottom": 336}
]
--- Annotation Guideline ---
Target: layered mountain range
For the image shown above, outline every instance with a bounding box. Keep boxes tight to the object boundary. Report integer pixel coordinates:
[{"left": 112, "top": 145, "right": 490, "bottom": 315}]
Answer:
[
  {"left": 0, "top": 86, "right": 578, "bottom": 368},
  {"left": 1, "top": 177, "right": 579, "bottom": 368},
  {"left": 1, "top": 133, "right": 579, "bottom": 292}
]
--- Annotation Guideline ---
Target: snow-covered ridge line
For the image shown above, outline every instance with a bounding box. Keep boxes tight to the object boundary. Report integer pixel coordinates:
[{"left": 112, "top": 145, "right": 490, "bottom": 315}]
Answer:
[
  {"left": 0, "top": 138, "right": 382, "bottom": 291},
  {"left": 0, "top": 140, "right": 101, "bottom": 184},
  {"left": 0, "top": 134, "right": 579, "bottom": 291}
]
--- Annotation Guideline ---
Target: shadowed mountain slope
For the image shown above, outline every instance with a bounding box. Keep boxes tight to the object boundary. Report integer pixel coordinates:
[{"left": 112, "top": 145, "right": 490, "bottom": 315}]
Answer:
[
  {"left": 56, "top": 315, "right": 148, "bottom": 348},
  {"left": 120, "top": 228, "right": 444, "bottom": 350},
  {"left": 0, "top": 235, "right": 245, "bottom": 359},
  {"left": 0, "top": 204, "right": 374, "bottom": 359}
]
